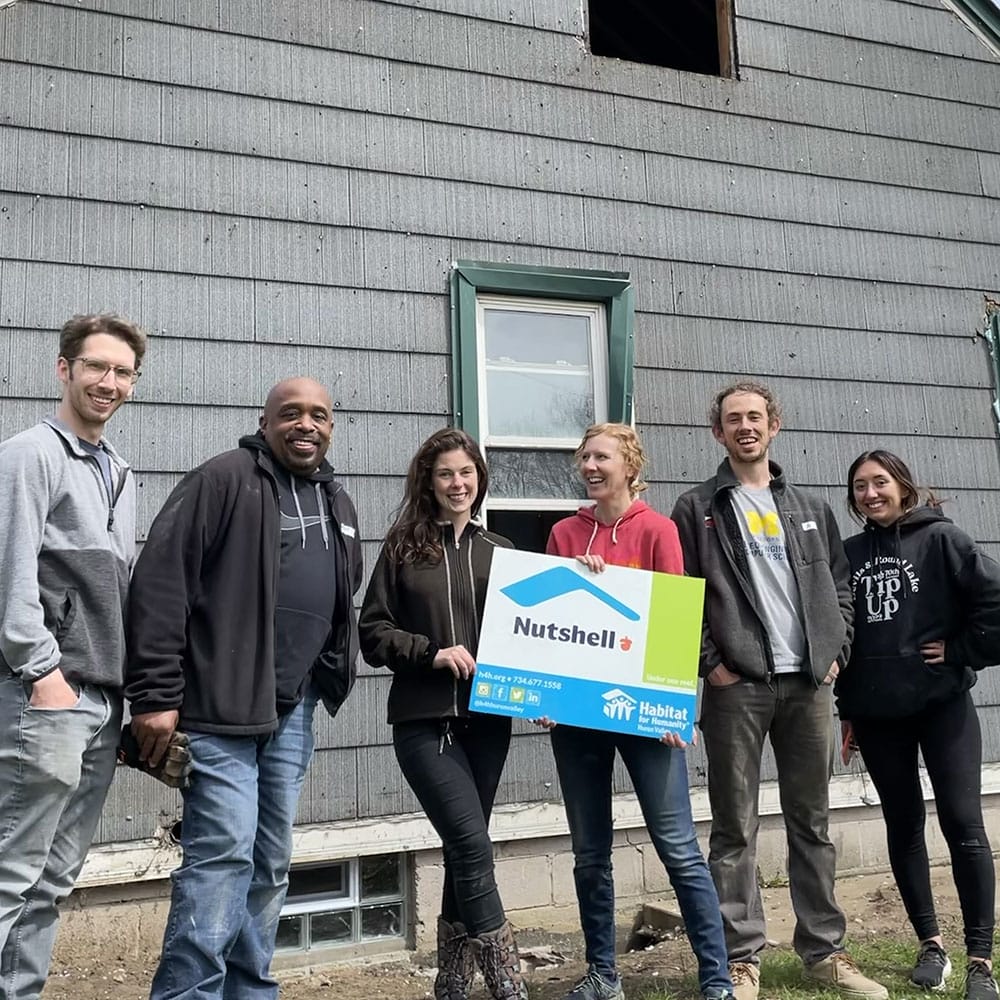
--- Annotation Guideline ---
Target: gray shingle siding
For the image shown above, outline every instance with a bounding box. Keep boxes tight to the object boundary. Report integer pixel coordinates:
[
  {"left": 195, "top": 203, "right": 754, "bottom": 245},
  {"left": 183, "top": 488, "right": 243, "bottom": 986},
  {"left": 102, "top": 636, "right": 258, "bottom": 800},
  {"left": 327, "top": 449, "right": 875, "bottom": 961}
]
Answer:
[{"left": 0, "top": 0, "right": 998, "bottom": 841}]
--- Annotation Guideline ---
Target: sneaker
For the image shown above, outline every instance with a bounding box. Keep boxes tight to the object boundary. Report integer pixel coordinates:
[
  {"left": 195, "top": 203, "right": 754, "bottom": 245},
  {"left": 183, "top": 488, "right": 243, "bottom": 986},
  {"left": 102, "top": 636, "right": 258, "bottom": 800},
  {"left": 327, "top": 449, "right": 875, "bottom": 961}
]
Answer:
[
  {"left": 564, "top": 967, "right": 625, "bottom": 1000},
  {"left": 728, "top": 962, "right": 760, "bottom": 1000},
  {"left": 803, "top": 952, "right": 889, "bottom": 999},
  {"left": 965, "top": 962, "right": 999, "bottom": 1000},
  {"left": 911, "top": 941, "right": 952, "bottom": 991},
  {"left": 704, "top": 990, "right": 736, "bottom": 1000}
]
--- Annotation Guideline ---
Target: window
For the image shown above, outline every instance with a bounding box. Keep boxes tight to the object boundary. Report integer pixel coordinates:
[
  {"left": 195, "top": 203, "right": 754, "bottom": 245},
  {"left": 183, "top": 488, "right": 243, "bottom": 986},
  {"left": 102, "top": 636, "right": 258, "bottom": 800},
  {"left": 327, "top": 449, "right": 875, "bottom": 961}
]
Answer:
[
  {"left": 276, "top": 854, "right": 406, "bottom": 954},
  {"left": 451, "top": 261, "right": 634, "bottom": 551},
  {"left": 588, "top": 0, "right": 737, "bottom": 78}
]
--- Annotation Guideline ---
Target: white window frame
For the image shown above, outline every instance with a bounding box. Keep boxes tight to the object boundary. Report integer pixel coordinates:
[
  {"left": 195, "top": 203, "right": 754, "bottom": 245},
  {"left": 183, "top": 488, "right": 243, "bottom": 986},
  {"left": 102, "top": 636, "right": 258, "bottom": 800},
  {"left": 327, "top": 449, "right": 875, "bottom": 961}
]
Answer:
[
  {"left": 276, "top": 854, "right": 407, "bottom": 953},
  {"left": 475, "top": 294, "right": 609, "bottom": 452}
]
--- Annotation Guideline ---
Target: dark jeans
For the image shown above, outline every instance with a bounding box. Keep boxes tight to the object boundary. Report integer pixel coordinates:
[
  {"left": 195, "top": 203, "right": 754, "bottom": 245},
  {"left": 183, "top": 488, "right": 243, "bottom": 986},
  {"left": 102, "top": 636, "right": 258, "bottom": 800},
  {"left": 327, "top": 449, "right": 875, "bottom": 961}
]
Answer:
[
  {"left": 700, "top": 674, "right": 845, "bottom": 967},
  {"left": 852, "top": 691, "right": 995, "bottom": 958},
  {"left": 551, "top": 725, "right": 731, "bottom": 996},
  {"left": 394, "top": 714, "right": 512, "bottom": 936}
]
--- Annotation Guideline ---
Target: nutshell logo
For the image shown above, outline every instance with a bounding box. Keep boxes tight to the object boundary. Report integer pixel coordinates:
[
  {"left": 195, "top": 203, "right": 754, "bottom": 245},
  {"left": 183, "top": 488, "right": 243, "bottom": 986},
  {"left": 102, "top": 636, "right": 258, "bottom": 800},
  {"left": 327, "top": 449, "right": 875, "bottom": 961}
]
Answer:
[
  {"left": 602, "top": 688, "right": 637, "bottom": 721},
  {"left": 619, "top": 636, "right": 633, "bottom": 651},
  {"left": 501, "top": 566, "right": 640, "bottom": 620}
]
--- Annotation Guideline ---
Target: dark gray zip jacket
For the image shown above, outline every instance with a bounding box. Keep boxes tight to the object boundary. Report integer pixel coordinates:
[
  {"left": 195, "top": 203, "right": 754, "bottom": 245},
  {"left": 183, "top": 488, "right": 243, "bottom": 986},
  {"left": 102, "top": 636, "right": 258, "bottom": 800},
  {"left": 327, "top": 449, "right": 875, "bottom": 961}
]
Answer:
[
  {"left": 358, "top": 522, "right": 512, "bottom": 724},
  {"left": 671, "top": 459, "right": 853, "bottom": 684},
  {"left": 125, "top": 436, "right": 362, "bottom": 734},
  {"left": 0, "top": 417, "right": 134, "bottom": 687}
]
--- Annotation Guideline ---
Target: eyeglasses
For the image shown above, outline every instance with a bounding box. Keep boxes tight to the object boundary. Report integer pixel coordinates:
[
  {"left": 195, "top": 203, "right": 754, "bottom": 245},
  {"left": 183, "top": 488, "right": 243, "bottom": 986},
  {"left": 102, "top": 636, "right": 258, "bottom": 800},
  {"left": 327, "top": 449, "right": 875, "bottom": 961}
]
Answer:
[{"left": 64, "top": 357, "right": 142, "bottom": 386}]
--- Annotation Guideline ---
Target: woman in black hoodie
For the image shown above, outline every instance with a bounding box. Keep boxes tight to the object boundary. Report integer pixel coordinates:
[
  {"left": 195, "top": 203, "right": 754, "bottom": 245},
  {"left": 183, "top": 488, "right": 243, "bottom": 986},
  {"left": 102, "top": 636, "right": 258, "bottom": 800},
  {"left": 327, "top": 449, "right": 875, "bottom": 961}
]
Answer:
[
  {"left": 358, "top": 428, "right": 525, "bottom": 1000},
  {"left": 838, "top": 450, "right": 1000, "bottom": 1000}
]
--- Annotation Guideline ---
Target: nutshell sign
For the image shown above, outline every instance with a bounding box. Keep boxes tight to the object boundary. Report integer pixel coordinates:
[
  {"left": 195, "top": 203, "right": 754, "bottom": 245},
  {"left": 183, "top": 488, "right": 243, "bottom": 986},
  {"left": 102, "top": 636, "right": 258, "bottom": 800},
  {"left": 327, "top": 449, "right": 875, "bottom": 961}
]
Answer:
[{"left": 472, "top": 550, "right": 705, "bottom": 741}]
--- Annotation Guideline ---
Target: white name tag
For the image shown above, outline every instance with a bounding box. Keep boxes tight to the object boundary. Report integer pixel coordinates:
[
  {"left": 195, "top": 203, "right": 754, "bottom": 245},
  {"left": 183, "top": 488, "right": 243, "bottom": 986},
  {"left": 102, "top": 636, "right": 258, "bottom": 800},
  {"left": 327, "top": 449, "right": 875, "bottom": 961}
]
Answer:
[
  {"left": 340, "top": 523, "right": 356, "bottom": 538},
  {"left": 801, "top": 521, "right": 817, "bottom": 532}
]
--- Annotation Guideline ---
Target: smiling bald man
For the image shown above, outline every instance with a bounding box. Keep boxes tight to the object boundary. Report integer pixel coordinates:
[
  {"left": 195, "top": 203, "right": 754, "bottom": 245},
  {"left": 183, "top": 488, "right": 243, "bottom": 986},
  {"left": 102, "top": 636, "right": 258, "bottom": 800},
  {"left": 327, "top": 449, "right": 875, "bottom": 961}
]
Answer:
[{"left": 125, "top": 377, "right": 363, "bottom": 1000}]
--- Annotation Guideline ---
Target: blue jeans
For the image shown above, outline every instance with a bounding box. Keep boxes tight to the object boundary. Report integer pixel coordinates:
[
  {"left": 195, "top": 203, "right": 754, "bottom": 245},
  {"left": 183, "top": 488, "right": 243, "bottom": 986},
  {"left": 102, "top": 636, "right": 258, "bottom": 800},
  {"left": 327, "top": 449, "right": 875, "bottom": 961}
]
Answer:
[
  {"left": 0, "top": 671, "right": 121, "bottom": 1000},
  {"left": 551, "top": 726, "right": 731, "bottom": 996},
  {"left": 150, "top": 689, "right": 317, "bottom": 1000}
]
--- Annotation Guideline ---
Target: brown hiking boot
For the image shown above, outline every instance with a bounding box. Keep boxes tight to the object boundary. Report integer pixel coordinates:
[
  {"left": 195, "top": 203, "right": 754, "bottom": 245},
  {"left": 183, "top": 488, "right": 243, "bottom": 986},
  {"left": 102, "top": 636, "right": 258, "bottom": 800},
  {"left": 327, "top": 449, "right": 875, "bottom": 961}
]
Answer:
[
  {"left": 803, "top": 952, "right": 888, "bottom": 999},
  {"left": 728, "top": 962, "right": 760, "bottom": 1000},
  {"left": 435, "top": 917, "right": 476, "bottom": 1000},
  {"left": 471, "top": 920, "right": 528, "bottom": 1000}
]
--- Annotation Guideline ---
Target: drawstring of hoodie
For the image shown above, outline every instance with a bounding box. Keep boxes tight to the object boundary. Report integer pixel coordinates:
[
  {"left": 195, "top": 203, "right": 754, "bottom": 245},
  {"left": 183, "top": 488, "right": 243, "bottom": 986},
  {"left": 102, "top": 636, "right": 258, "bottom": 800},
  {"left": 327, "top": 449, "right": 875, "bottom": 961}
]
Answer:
[
  {"left": 288, "top": 477, "right": 331, "bottom": 550},
  {"left": 583, "top": 515, "right": 626, "bottom": 554},
  {"left": 290, "top": 477, "right": 308, "bottom": 549},
  {"left": 314, "top": 483, "right": 329, "bottom": 550}
]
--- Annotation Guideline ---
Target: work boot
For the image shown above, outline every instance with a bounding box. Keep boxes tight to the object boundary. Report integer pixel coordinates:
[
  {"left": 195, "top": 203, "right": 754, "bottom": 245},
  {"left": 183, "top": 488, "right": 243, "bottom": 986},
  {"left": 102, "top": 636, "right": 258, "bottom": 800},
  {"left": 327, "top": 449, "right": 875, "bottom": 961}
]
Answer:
[
  {"left": 435, "top": 917, "right": 476, "bottom": 1000},
  {"left": 728, "top": 962, "right": 760, "bottom": 1000},
  {"left": 471, "top": 920, "right": 529, "bottom": 1000},
  {"left": 803, "top": 952, "right": 889, "bottom": 999}
]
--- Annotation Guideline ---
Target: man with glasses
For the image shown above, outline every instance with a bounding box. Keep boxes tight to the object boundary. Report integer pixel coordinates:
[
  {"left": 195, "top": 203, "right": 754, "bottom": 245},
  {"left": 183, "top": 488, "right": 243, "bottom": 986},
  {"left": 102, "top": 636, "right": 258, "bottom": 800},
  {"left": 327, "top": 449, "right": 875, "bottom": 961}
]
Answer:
[{"left": 0, "top": 313, "right": 146, "bottom": 999}]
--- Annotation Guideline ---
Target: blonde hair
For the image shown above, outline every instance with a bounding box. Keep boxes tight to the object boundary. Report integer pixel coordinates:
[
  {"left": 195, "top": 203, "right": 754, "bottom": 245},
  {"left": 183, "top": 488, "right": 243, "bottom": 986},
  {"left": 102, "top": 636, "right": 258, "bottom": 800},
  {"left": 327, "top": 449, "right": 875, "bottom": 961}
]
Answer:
[{"left": 574, "top": 422, "right": 648, "bottom": 498}]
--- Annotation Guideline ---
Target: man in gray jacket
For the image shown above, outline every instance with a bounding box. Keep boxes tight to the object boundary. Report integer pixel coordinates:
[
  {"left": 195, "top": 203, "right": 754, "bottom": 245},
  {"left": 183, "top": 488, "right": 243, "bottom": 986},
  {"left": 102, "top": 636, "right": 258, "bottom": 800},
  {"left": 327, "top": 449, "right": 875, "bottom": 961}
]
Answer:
[
  {"left": 671, "top": 382, "right": 886, "bottom": 1000},
  {"left": 0, "top": 313, "right": 146, "bottom": 1000}
]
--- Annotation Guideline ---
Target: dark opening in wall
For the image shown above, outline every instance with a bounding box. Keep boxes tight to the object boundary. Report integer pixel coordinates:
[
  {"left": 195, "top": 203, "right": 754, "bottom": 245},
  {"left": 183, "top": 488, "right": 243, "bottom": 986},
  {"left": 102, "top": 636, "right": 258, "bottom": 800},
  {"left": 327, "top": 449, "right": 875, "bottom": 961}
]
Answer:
[{"left": 588, "top": 0, "right": 736, "bottom": 78}]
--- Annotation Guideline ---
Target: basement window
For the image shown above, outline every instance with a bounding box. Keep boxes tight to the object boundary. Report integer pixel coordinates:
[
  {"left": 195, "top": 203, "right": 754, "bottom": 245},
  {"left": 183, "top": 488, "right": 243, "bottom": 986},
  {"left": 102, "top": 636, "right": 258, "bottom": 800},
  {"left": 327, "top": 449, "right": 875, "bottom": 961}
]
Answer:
[
  {"left": 276, "top": 854, "right": 406, "bottom": 953},
  {"left": 588, "top": 0, "right": 737, "bottom": 78}
]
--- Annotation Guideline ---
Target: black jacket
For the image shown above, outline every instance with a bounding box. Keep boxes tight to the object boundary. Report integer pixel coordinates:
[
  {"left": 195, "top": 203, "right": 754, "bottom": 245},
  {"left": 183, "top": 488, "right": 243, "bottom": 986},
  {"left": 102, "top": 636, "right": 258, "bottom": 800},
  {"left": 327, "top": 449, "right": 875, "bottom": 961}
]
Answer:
[
  {"left": 358, "top": 522, "right": 512, "bottom": 724},
  {"left": 125, "top": 436, "right": 363, "bottom": 735},
  {"left": 671, "top": 459, "right": 853, "bottom": 683},
  {"left": 836, "top": 505, "right": 1000, "bottom": 720}
]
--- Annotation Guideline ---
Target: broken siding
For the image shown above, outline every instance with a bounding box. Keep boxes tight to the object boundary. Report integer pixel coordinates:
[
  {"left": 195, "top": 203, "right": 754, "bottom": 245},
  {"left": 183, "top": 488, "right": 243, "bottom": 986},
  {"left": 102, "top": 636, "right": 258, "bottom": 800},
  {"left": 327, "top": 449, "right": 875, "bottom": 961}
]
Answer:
[{"left": 0, "top": 0, "right": 998, "bottom": 837}]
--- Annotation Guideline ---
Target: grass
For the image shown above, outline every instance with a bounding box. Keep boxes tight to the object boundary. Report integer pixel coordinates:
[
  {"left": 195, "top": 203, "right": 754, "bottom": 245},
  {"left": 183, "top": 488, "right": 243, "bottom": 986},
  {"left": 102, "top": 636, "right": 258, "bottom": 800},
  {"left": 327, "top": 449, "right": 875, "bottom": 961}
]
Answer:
[{"left": 634, "top": 937, "right": 985, "bottom": 1000}]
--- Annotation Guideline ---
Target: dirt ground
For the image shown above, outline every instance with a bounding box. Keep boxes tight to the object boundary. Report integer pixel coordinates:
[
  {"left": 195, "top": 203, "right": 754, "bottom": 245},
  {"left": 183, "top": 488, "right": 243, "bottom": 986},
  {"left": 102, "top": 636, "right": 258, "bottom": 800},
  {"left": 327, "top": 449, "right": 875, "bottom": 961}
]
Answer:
[{"left": 42, "top": 863, "right": 976, "bottom": 999}]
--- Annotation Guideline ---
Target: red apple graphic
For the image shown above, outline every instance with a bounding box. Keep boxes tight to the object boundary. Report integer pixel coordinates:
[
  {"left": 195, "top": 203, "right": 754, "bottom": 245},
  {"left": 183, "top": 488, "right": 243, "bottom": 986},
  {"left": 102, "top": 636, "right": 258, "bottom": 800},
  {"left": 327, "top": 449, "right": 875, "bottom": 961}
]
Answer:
[{"left": 619, "top": 636, "right": 633, "bottom": 651}]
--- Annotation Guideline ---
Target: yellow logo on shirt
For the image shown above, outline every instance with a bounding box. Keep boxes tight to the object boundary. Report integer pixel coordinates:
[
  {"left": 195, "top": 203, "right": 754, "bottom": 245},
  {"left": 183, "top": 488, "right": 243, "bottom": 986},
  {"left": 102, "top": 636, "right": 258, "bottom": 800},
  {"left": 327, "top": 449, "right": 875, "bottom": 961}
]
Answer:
[{"left": 745, "top": 510, "right": 780, "bottom": 538}]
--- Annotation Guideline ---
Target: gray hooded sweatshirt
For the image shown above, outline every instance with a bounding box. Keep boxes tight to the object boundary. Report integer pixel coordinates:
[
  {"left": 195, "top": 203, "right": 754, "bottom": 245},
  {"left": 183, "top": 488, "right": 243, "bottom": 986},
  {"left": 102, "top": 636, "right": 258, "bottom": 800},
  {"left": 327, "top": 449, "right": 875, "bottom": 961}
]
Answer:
[{"left": 0, "top": 417, "right": 135, "bottom": 687}]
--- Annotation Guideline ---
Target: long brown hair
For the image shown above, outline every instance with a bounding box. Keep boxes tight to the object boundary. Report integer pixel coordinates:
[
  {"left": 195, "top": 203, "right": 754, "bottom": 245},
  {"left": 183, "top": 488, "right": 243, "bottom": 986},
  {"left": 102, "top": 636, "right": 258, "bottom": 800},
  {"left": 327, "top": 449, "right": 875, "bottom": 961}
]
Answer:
[
  {"left": 384, "top": 428, "right": 489, "bottom": 564},
  {"left": 846, "top": 449, "right": 939, "bottom": 523}
]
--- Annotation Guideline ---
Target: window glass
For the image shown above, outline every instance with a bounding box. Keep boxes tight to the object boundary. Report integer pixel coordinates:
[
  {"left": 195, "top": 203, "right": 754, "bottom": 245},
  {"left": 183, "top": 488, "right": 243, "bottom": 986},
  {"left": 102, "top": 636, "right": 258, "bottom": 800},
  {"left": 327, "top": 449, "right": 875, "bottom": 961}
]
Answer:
[
  {"left": 310, "top": 910, "right": 353, "bottom": 946},
  {"left": 361, "top": 855, "right": 400, "bottom": 899},
  {"left": 488, "top": 449, "right": 585, "bottom": 501},
  {"left": 361, "top": 903, "right": 404, "bottom": 939}
]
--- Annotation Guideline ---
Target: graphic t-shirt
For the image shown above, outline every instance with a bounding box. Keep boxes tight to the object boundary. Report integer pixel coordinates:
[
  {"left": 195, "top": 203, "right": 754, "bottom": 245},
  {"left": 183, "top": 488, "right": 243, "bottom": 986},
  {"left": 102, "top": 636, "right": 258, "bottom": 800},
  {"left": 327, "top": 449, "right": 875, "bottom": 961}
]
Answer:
[{"left": 731, "top": 484, "right": 806, "bottom": 673}]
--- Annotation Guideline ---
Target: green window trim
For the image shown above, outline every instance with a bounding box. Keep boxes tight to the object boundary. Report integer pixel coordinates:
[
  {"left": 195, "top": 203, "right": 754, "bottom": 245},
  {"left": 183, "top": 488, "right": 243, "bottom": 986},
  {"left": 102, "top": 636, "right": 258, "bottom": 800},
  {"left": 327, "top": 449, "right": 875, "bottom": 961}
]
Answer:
[
  {"left": 450, "top": 260, "right": 635, "bottom": 441},
  {"left": 948, "top": 0, "right": 1000, "bottom": 49}
]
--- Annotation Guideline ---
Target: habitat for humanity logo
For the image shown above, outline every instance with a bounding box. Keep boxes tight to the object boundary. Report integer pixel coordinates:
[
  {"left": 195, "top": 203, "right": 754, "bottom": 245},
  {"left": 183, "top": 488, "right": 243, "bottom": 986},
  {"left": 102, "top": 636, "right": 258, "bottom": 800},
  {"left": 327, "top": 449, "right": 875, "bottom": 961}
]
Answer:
[
  {"left": 501, "top": 566, "right": 639, "bottom": 652},
  {"left": 603, "top": 688, "right": 637, "bottom": 721}
]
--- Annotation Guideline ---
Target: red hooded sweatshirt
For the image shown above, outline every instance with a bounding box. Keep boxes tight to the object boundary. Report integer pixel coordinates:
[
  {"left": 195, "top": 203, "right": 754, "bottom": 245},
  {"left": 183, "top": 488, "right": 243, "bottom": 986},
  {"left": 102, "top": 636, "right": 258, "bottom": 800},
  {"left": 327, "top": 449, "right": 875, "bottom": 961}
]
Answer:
[{"left": 546, "top": 500, "right": 684, "bottom": 575}]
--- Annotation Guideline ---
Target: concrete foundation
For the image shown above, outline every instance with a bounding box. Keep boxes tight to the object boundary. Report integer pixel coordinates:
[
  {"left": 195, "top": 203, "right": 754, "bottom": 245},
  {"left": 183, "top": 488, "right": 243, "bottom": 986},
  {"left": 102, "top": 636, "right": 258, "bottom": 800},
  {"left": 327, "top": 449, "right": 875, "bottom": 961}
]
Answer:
[{"left": 52, "top": 791, "right": 1000, "bottom": 969}]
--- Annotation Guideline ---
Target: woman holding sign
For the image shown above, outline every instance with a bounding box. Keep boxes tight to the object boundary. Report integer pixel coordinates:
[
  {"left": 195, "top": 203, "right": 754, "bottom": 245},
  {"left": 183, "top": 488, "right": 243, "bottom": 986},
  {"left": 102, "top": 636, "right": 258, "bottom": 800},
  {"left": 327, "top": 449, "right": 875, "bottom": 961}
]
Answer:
[
  {"left": 838, "top": 450, "right": 1000, "bottom": 1000},
  {"left": 358, "top": 428, "right": 527, "bottom": 1000},
  {"left": 544, "top": 423, "right": 733, "bottom": 1000}
]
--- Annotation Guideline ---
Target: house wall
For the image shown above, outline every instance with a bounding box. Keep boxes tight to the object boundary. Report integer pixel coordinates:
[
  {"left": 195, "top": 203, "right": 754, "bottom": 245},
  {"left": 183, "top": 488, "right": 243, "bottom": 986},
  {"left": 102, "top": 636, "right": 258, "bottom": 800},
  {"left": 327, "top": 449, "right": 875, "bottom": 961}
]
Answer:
[{"left": 1, "top": 0, "right": 999, "bottom": 943}]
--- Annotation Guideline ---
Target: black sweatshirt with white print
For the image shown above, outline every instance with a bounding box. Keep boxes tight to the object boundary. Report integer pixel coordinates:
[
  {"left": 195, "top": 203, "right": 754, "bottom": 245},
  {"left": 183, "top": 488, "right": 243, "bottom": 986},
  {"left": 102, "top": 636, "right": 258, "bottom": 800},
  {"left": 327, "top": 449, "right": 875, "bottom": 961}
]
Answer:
[{"left": 836, "top": 505, "right": 1000, "bottom": 720}]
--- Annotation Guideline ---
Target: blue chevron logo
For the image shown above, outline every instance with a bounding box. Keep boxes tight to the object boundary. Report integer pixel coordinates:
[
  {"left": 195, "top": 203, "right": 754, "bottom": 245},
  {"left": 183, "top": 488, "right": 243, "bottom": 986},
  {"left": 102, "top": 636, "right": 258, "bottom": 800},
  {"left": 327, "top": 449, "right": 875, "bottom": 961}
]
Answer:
[{"left": 500, "top": 566, "right": 640, "bottom": 621}]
